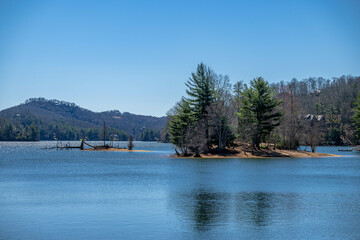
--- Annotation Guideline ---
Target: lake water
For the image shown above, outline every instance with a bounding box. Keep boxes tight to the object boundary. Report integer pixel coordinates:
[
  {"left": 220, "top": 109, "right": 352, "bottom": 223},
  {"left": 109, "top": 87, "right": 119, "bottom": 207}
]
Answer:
[{"left": 0, "top": 142, "right": 359, "bottom": 239}]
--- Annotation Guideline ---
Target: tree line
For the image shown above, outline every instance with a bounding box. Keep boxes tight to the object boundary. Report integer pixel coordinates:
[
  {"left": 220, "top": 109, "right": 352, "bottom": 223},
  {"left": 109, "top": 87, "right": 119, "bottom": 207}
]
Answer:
[
  {"left": 0, "top": 117, "right": 160, "bottom": 142},
  {"left": 167, "top": 63, "right": 360, "bottom": 156}
]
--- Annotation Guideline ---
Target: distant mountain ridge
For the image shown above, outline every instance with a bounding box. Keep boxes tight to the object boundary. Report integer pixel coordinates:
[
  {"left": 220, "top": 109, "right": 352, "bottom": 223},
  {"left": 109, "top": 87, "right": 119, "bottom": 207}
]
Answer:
[{"left": 0, "top": 98, "right": 167, "bottom": 141}]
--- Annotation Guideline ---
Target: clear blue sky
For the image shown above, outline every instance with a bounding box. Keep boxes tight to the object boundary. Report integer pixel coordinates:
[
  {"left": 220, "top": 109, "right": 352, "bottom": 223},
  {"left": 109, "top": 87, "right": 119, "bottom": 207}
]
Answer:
[{"left": 1, "top": 0, "right": 359, "bottom": 117}]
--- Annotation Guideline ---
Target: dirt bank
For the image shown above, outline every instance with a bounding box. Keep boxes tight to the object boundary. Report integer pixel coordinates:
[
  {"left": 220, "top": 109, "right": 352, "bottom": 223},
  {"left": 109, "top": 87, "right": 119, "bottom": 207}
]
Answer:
[{"left": 177, "top": 145, "right": 340, "bottom": 158}]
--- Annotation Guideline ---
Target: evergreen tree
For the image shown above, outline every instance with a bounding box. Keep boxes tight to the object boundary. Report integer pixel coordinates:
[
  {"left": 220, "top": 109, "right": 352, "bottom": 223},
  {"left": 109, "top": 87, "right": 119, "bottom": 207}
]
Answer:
[
  {"left": 185, "top": 63, "right": 215, "bottom": 117},
  {"left": 237, "top": 77, "right": 282, "bottom": 149},
  {"left": 4, "top": 123, "right": 14, "bottom": 140},
  {"left": 352, "top": 90, "right": 360, "bottom": 140},
  {"left": 167, "top": 99, "right": 196, "bottom": 155},
  {"left": 185, "top": 63, "right": 215, "bottom": 149},
  {"left": 30, "top": 123, "right": 40, "bottom": 141}
]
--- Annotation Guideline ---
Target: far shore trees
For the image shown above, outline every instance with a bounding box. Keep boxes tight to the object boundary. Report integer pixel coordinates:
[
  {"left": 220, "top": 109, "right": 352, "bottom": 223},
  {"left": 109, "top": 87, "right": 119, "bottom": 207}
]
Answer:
[
  {"left": 304, "top": 116, "right": 324, "bottom": 152},
  {"left": 352, "top": 90, "right": 360, "bottom": 140},
  {"left": 274, "top": 79, "right": 303, "bottom": 149}
]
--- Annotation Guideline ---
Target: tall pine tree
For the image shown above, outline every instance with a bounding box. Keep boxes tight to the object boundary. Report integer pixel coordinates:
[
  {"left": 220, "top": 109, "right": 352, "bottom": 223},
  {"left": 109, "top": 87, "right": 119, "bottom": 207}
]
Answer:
[
  {"left": 237, "top": 77, "right": 282, "bottom": 149},
  {"left": 185, "top": 63, "right": 215, "bottom": 149}
]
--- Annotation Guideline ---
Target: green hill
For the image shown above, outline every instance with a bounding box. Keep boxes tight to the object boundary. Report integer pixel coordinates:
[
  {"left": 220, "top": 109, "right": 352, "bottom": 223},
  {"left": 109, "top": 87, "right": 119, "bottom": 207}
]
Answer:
[{"left": 0, "top": 98, "right": 167, "bottom": 141}]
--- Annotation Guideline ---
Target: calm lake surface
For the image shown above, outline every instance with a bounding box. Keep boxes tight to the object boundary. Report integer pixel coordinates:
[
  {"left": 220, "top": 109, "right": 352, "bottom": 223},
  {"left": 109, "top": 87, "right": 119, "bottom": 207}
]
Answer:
[{"left": 0, "top": 142, "right": 359, "bottom": 239}]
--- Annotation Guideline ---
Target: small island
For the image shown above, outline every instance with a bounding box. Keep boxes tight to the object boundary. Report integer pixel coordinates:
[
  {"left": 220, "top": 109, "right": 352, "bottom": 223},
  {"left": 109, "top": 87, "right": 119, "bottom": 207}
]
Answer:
[
  {"left": 50, "top": 131, "right": 153, "bottom": 152},
  {"left": 178, "top": 144, "right": 339, "bottom": 159},
  {"left": 167, "top": 63, "right": 358, "bottom": 159}
]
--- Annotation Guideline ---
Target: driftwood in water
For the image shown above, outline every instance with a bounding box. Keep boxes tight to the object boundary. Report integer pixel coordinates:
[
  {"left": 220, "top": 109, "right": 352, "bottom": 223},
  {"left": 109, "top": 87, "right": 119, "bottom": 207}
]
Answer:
[
  {"left": 47, "top": 138, "right": 114, "bottom": 151},
  {"left": 46, "top": 140, "right": 85, "bottom": 150},
  {"left": 83, "top": 140, "right": 112, "bottom": 150},
  {"left": 338, "top": 145, "right": 360, "bottom": 152},
  {"left": 46, "top": 123, "right": 117, "bottom": 151}
]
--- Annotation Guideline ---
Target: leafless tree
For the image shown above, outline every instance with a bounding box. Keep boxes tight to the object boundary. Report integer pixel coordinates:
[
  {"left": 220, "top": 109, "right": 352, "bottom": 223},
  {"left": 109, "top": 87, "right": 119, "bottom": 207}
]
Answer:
[
  {"left": 303, "top": 116, "right": 325, "bottom": 152},
  {"left": 186, "top": 120, "right": 207, "bottom": 157},
  {"left": 208, "top": 74, "right": 236, "bottom": 150}
]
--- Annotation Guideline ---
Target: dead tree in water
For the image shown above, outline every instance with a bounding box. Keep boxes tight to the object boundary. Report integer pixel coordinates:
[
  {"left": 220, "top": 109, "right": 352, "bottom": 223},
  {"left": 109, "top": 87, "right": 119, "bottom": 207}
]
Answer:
[
  {"left": 45, "top": 124, "right": 113, "bottom": 151},
  {"left": 103, "top": 122, "right": 107, "bottom": 147},
  {"left": 128, "top": 136, "right": 134, "bottom": 150}
]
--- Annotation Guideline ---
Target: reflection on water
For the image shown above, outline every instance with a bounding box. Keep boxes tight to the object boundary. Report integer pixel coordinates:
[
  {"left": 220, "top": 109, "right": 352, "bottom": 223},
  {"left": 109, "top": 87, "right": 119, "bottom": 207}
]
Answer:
[
  {"left": 236, "top": 192, "right": 273, "bottom": 226},
  {"left": 169, "top": 190, "right": 285, "bottom": 231},
  {"left": 192, "top": 191, "right": 228, "bottom": 231}
]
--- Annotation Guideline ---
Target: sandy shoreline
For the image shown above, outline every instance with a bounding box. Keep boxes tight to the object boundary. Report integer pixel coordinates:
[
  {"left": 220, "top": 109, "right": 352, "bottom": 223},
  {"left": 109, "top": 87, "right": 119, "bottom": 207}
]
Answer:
[
  {"left": 175, "top": 146, "right": 340, "bottom": 159},
  {"left": 81, "top": 146, "right": 339, "bottom": 158}
]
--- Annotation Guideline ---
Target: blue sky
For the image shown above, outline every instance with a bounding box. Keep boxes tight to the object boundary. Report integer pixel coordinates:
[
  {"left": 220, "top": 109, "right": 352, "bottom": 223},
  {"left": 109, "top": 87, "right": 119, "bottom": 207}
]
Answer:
[{"left": 0, "top": 0, "right": 359, "bottom": 117}]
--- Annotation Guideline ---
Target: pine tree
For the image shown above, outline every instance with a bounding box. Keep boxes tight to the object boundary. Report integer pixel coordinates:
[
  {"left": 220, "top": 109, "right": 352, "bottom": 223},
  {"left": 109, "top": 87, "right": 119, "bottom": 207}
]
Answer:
[
  {"left": 30, "top": 123, "right": 40, "bottom": 141},
  {"left": 185, "top": 63, "right": 215, "bottom": 116},
  {"left": 185, "top": 63, "right": 215, "bottom": 149},
  {"left": 352, "top": 90, "right": 360, "bottom": 140},
  {"left": 168, "top": 99, "right": 196, "bottom": 155},
  {"left": 237, "top": 77, "right": 282, "bottom": 149}
]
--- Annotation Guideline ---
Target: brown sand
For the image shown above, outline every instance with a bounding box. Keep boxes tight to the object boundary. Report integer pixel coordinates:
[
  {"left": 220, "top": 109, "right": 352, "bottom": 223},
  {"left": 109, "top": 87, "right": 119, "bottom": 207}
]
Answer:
[
  {"left": 177, "top": 145, "right": 340, "bottom": 159},
  {"left": 82, "top": 145, "right": 339, "bottom": 158}
]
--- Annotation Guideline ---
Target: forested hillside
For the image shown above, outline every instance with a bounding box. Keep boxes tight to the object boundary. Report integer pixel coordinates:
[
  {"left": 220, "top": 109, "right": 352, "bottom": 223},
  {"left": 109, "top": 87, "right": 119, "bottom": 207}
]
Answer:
[
  {"left": 272, "top": 75, "right": 360, "bottom": 146},
  {"left": 0, "top": 98, "right": 166, "bottom": 141}
]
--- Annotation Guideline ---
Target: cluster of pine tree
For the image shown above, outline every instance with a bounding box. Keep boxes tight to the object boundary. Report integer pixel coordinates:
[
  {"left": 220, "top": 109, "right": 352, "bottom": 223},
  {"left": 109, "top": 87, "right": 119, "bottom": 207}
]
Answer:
[
  {"left": 168, "top": 63, "right": 360, "bottom": 156},
  {"left": 168, "top": 63, "right": 282, "bottom": 156}
]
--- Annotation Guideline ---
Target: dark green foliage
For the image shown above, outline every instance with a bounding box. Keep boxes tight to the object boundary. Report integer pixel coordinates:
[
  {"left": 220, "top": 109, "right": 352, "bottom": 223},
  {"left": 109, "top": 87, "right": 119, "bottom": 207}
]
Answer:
[
  {"left": 184, "top": 63, "right": 216, "bottom": 150},
  {"left": 0, "top": 98, "right": 165, "bottom": 141},
  {"left": 325, "top": 127, "right": 342, "bottom": 145},
  {"left": 169, "top": 63, "right": 221, "bottom": 155},
  {"left": 168, "top": 99, "right": 196, "bottom": 155},
  {"left": 139, "top": 129, "right": 160, "bottom": 141},
  {"left": 185, "top": 63, "right": 215, "bottom": 118},
  {"left": 352, "top": 91, "right": 360, "bottom": 140},
  {"left": 0, "top": 116, "right": 129, "bottom": 141},
  {"left": 237, "top": 77, "right": 282, "bottom": 149},
  {"left": 0, "top": 117, "right": 39, "bottom": 141}
]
